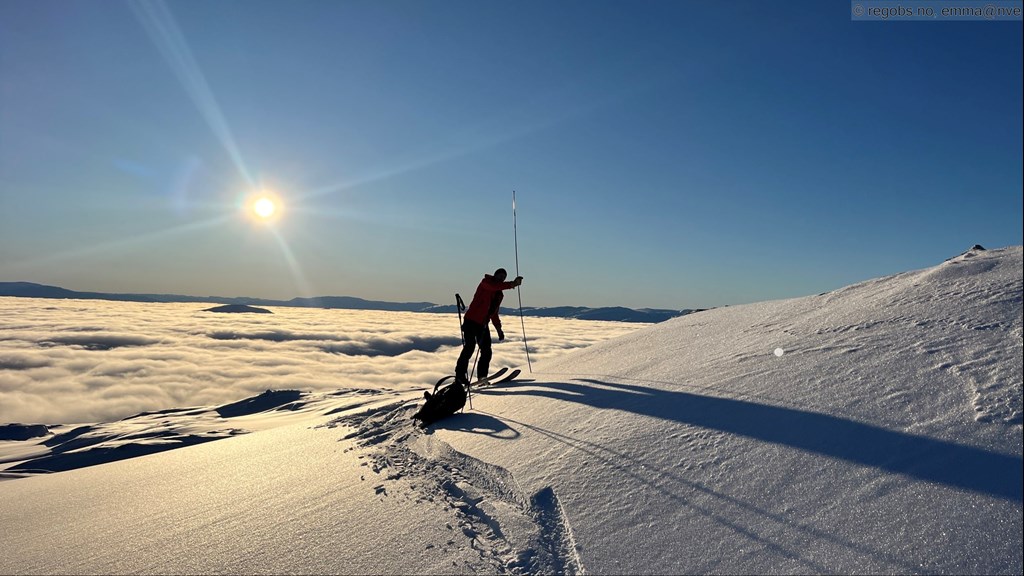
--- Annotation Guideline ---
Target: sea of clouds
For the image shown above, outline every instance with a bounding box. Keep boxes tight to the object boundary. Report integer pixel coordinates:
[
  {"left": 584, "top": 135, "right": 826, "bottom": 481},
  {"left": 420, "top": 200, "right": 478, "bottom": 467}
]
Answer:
[{"left": 0, "top": 297, "right": 643, "bottom": 424}]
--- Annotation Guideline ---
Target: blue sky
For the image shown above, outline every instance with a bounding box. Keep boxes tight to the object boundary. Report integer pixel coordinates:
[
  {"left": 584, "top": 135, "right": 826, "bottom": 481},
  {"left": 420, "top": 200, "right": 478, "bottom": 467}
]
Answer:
[{"left": 1, "top": 0, "right": 1021, "bottom": 309}]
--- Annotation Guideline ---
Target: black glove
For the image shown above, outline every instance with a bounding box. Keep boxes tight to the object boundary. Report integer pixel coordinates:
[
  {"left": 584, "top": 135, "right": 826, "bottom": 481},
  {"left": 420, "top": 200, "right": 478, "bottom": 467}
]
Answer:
[{"left": 496, "top": 327, "right": 505, "bottom": 341}]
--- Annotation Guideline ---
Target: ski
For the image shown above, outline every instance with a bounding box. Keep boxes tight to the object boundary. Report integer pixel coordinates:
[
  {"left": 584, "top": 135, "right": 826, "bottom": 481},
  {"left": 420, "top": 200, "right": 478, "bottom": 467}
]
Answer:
[
  {"left": 466, "top": 367, "right": 509, "bottom": 388},
  {"left": 475, "top": 368, "right": 521, "bottom": 388},
  {"left": 495, "top": 368, "right": 520, "bottom": 384},
  {"left": 427, "top": 368, "right": 510, "bottom": 400}
]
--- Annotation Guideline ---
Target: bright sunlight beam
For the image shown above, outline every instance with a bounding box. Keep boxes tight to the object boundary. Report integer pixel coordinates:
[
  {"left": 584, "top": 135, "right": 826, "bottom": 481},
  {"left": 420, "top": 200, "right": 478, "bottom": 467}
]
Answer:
[
  {"left": 269, "top": 227, "right": 313, "bottom": 298},
  {"left": 130, "top": 0, "right": 255, "bottom": 188}
]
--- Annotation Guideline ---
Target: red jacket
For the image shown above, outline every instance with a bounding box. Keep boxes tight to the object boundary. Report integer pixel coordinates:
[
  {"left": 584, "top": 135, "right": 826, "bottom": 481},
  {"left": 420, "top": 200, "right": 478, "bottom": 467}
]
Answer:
[{"left": 464, "top": 274, "right": 516, "bottom": 329}]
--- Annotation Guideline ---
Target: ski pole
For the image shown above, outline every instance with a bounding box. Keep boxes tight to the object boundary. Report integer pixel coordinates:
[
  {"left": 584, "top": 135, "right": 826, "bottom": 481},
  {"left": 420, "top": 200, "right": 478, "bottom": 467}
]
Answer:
[
  {"left": 467, "top": 348, "right": 479, "bottom": 411},
  {"left": 456, "top": 293, "right": 476, "bottom": 411},
  {"left": 513, "top": 190, "right": 533, "bottom": 373}
]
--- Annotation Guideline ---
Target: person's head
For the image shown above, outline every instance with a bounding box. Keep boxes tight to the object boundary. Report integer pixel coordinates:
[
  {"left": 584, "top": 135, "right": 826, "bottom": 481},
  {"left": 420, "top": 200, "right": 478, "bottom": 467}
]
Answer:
[{"left": 493, "top": 268, "right": 508, "bottom": 281}]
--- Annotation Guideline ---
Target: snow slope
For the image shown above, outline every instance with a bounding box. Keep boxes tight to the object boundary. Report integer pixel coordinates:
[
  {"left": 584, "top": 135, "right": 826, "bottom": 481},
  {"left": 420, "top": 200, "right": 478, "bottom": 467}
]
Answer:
[{"left": 1, "top": 246, "right": 1020, "bottom": 574}]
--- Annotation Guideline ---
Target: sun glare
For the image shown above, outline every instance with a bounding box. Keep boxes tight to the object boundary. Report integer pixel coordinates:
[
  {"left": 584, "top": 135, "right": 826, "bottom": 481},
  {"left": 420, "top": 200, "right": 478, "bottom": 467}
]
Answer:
[
  {"left": 254, "top": 197, "right": 276, "bottom": 219},
  {"left": 246, "top": 193, "right": 282, "bottom": 223}
]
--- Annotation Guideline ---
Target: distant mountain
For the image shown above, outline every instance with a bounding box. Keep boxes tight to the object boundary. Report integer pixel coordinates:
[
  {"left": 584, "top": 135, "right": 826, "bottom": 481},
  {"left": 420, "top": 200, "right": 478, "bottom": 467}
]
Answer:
[
  {"left": 287, "top": 295, "right": 436, "bottom": 312},
  {"left": 0, "top": 282, "right": 82, "bottom": 299},
  {"left": 203, "top": 304, "right": 273, "bottom": 314},
  {"left": 526, "top": 306, "right": 700, "bottom": 323},
  {"left": 0, "top": 282, "right": 695, "bottom": 323},
  {"left": 422, "top": 304, "right": 702, "bottom": 323}
]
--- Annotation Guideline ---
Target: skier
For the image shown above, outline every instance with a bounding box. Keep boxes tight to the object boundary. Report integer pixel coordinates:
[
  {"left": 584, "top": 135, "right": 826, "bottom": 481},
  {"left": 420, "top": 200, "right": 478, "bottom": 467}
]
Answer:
[{"left": 455, "top": 268, "right": 523, "bottom": 385}]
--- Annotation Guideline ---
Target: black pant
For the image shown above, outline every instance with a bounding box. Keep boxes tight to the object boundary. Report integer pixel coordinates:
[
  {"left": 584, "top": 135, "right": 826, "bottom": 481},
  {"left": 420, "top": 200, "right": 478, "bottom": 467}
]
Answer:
[{"left": 456, "top": 320, "right": 492, "bottom": 382}]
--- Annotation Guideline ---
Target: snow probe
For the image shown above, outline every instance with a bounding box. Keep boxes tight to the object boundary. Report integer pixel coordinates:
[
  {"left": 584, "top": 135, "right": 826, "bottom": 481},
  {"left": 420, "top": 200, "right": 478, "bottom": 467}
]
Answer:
[{"left": 513, "top": 191, "right": 533, "bottom": 373}]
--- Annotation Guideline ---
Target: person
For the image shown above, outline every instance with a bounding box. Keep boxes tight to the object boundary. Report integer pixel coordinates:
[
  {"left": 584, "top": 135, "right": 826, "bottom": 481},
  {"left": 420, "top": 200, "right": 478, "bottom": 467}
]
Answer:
[{"left": 455, "top": 268, "right": 523, "bottom": 385}]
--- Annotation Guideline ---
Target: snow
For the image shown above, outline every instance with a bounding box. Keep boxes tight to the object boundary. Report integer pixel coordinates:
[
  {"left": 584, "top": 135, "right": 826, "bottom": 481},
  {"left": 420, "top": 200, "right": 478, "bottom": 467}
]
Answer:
[{"left": 1, "top": 245, "right": 1021, "bottom": 574}]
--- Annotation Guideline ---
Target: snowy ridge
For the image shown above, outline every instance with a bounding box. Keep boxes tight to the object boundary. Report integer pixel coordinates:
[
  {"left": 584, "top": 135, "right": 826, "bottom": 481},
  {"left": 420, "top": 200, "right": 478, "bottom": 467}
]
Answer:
[{"left": 808, "top": 245, "right": 1021, "bottom": 426}]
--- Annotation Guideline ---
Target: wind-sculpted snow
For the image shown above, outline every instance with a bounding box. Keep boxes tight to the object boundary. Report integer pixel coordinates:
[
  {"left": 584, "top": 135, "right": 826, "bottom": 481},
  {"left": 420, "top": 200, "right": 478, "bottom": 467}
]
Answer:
[
  {"left": 0, "top": 388, "right": 389, "bottom": 479},
  {"left": 0, "top": 300, "right": 641, "bottom": 424}
]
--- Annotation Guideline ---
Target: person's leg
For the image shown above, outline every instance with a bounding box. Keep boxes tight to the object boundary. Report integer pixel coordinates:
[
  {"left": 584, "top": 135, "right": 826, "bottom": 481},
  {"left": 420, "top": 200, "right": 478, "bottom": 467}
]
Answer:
[
  {"left": 476, "top": 325, "right": 493, "bottom": 380},
  {"left": 455, "top": 321, "right": 478, "bottom": 383}
]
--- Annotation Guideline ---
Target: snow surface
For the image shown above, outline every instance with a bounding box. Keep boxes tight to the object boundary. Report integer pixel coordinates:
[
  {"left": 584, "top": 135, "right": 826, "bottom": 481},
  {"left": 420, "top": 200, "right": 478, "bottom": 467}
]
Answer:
[{"left": 1, "top": 246, "right": 1020, "bottom": 574}]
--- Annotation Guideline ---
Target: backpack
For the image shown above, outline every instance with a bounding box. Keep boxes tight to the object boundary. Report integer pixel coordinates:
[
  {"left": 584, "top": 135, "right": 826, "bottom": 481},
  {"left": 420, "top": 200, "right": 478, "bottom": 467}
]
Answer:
[{"left": 413, "top": 376, "right": 467, "bottom": 426}]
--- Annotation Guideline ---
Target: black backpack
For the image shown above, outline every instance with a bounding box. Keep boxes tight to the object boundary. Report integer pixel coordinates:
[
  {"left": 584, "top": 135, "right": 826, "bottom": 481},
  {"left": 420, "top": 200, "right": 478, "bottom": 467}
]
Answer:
[{"left": 413, "top": 376, "right": 467, "bottom": 426}]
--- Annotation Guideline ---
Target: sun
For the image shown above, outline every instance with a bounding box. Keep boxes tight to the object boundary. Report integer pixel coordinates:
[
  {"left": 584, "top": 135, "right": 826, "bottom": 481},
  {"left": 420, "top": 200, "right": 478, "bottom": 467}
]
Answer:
[
  {"left": 253, "top": 197, "right": 276, "bottom": 219},
  {"left": 246, "top": 193, "right": 282, "bottom": 223}
]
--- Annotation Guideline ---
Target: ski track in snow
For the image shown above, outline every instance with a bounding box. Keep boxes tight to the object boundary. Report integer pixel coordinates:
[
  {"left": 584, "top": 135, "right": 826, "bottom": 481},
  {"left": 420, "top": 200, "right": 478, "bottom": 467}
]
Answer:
[{"left": 324, "top": 401, "right": 586, "bottom": 575}]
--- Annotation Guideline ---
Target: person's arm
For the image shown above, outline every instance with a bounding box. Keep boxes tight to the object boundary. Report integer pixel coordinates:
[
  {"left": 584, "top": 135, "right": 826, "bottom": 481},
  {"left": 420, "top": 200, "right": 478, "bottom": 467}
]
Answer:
[
  {"left": 490, "top": 277, "right": 521, "bottom": 339},
  {"left": 492, "top": 313, "right": 503, "bottom": 339}
]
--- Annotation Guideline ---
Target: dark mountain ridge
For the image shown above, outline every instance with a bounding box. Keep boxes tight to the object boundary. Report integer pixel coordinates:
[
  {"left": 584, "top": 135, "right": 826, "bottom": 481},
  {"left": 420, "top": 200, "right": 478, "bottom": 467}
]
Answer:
[{"left": 0, "top": 282, "right": 697, "bottom": 323}]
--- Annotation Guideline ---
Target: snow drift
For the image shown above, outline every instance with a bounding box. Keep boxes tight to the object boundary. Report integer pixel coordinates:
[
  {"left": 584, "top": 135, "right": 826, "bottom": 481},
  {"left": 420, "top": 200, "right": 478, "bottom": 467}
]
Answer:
[{"left": 0, "top": 245, "right": 1020, "bottom": 575}]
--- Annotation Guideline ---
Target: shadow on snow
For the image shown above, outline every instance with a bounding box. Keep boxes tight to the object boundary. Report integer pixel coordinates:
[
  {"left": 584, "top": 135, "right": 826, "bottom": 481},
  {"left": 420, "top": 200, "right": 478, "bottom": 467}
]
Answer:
[
  {"left": 428, "top": 411, "right": 522, "bottom": 440},
  {"left": 480, "top": 378, "right": 1023, "bottom": 503}
]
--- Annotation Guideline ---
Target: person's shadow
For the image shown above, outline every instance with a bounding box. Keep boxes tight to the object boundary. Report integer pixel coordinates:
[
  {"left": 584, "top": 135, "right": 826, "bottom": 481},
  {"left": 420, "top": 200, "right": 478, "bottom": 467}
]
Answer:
[{"left": 479, "top": 378, "right": 1023, "bottom": 502}]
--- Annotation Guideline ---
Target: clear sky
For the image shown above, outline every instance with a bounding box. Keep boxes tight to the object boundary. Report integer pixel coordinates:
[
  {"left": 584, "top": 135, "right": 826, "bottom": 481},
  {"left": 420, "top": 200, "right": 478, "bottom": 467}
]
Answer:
[{"left": 1, "top": 0, "right": 1021, "bottom": 310}]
